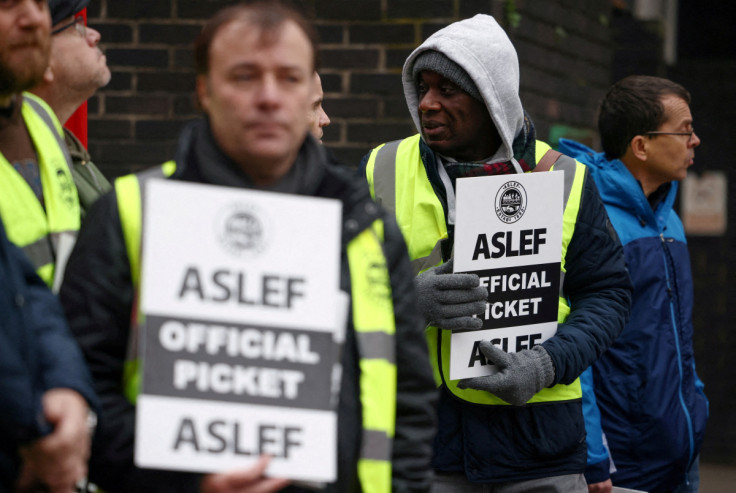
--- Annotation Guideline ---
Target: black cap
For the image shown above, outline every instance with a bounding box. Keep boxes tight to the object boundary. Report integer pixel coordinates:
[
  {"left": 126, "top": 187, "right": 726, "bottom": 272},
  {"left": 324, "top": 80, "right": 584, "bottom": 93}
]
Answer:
[{"left": 47, "top": 0, "right": 90, "bottom": 26}]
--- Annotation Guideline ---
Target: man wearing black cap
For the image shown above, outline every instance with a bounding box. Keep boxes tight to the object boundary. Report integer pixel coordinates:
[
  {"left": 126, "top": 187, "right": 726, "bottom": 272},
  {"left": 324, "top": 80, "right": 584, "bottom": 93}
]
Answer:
[
  {"left": 31, "top": 0, "right": 111, "bottom": 218},
  {"left": 0, "top": 0, "right": 85, "bottom": 293},
  {"left": 0, "top": 2, "right": 97, "bottom": 491},
  {"left": 362, "top": 14, "right": 632, "bottom": 491}
]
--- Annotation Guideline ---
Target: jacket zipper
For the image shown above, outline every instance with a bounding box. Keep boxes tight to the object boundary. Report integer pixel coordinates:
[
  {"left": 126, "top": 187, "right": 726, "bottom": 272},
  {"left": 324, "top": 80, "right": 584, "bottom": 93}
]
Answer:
[{"left": 660, "top": 233, "right": 695, "bottom": 482}]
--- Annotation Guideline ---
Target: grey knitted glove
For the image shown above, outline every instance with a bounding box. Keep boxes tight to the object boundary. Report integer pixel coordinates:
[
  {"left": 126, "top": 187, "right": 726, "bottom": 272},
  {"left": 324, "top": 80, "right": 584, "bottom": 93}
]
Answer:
[
  {"left": 457, "top": 342, "right": 555, "bottom": 406},
  {"left": 414, "top": 259, "right": 487, "bottom": 330}
]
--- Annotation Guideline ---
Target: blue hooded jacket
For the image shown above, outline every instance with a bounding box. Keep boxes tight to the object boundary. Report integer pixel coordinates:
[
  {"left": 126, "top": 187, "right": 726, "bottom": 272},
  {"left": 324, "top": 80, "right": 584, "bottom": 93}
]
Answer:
[
  {"left": 581, "top": 366, "right": 614, "bottom": 484},
  {"left": 558, "top": 138, "right": 708, "bottom": 493}
]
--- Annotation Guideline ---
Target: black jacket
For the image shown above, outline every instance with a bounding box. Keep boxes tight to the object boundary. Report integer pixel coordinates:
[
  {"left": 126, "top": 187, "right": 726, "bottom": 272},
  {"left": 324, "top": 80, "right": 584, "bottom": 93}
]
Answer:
[
  {"left": 361, "top": 137, "right": 633, "bottom": 482},
  {"left": 60, "top": 120, "right": 437, "bottom": 493}
]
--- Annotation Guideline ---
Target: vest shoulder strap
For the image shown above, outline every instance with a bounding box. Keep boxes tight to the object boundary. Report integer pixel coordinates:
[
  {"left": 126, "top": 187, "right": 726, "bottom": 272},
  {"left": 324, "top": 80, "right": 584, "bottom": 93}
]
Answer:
[
  {"left": 534, "top": 148, "right": 562, "bottom": 173},
  {"left": 371, "top": 139, "right": 403, "bottom": 215},
  {"left": 22, "top": 94, "right": 73, "bottom": 173},
  {"left": 115, "top": 161, "right": 177, "bottom": 290}
]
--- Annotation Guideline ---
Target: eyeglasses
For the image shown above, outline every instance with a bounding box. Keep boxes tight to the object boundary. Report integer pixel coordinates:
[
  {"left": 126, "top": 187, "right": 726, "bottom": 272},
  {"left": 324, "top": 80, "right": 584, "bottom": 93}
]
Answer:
[
  {"left": 644, "top": 130, "right": 696, "bottom": 143},
  {"left": 52, "top": 16, "right": 86, "bottom": 37}
]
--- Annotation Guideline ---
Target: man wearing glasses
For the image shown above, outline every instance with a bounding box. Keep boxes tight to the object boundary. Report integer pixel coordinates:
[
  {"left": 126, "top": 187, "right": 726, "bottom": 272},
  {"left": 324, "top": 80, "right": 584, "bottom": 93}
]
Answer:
[
  {"left": 31, "top": 0, "right": 111, "bottom": 219},
  {"left": 559, "top": 75, "right": 708, "bottom": 493}
]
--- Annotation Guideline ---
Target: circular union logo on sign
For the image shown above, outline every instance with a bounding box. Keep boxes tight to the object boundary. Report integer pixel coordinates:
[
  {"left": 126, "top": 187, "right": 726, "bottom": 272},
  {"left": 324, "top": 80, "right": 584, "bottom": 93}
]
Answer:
[
  {"left": 494, "top": 181, "right": 527, "bottom": 223},
  {"left": 216, "top": 203, "right": 269, "bottom": 258}
]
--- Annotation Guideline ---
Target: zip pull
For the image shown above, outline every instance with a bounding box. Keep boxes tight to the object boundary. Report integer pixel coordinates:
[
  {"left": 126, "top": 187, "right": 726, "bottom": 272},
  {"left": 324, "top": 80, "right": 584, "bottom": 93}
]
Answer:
[{"left": 660, "top": 234, "right": 674, "bottom": 297}]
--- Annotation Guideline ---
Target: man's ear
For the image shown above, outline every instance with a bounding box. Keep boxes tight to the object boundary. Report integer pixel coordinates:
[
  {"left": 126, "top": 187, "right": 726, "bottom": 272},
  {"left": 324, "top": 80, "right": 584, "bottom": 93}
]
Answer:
[
  {"left": 630, "top": 135, "right": 649, "bottom": 161},
  {"left": 196, "top": 75, "right": 209, "bottom": 113},
  {"left": 43, "top": 65, "right": 54, "bottom": 84}
]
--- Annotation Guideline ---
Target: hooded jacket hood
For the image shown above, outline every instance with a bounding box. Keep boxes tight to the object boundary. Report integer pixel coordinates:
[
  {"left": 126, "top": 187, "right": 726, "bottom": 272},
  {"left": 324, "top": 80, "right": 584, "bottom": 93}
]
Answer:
[{"left": 402, "top": 14, "right": 524, "bottom": 163}]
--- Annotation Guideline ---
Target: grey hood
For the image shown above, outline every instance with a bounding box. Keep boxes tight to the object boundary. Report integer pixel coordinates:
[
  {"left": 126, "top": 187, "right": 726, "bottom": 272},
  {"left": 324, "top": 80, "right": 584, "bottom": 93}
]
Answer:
[{"left": 402, "top": 14, "right": 524, "bottom": 163}]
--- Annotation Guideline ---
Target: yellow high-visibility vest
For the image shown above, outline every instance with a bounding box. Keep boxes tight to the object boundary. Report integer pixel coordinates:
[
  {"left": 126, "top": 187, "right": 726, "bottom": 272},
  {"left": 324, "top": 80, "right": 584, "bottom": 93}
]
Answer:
[
  {"left": 365, "top": 135, "right": 584, "bottom": 405},
  {"left": 114, "top": 162, "right": 396, "bottom": 493},
  {"left": 0, "top": 93, "right": 79, "bottom": 290}
]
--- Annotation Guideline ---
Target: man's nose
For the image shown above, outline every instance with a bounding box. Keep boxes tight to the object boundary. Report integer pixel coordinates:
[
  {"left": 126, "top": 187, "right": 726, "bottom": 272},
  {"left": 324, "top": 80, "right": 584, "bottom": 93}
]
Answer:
[
  {"left": 87, "top": 26, "right": 102, "bottom": 46},
  {"left": 18, "top": 0, "right": 49, "bottom": 28},
  {"left": 689, "top": 131, "right": 701, "bottom": 148},
  {"left": 319, "top": 109, "right": 330, "bottom": 128},
  {"left": 419, "top": 90, "right": 441, "bottom": 113},
  {"left": 256, "top": 76, "right": 281, "bottom": 106}
]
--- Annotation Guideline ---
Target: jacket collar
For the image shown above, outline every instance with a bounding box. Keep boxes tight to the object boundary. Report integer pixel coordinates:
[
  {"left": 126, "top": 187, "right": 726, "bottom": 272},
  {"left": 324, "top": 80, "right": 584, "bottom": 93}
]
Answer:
[
  {"left": 172, "top": 118, "right": 326, "bottom": 196},
  {"left": 171, "top": 118, "right": 380, "bottom": 244}
]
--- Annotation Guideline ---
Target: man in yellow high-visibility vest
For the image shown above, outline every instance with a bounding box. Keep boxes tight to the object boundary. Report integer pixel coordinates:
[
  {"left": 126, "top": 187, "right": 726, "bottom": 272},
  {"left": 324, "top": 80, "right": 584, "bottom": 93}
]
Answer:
[
  {"left": 31, "top": 0, "right": 113, "bottom": 219},
  {"left": 362, "top": 14, "right": 633, "bottom": 493},
  {"left": 60, "top": 2, "right": 436, "bottom": 493},
  {"left": 0, "top": 0, "right": 80, "bottom": 292},
  {"left": 0, "top": 1, "right": 98, "bottom": 491}
]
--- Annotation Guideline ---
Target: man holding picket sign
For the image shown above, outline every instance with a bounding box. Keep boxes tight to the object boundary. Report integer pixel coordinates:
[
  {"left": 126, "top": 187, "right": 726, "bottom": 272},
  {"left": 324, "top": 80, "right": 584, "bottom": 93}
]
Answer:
[
  {"left": 59, "top": 2, "right": 436, "bottom": 493},
  {"left": 362, "top": 14, "right": 632, "bottom": 492}
]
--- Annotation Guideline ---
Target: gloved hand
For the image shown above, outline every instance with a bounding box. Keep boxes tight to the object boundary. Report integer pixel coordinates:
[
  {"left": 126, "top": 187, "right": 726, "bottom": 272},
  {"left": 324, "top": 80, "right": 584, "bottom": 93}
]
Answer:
[
  {"left": 457, "top": 342, "right": 555, "bottom": 406},
  {"left": 414, "top": 259, "right": 487, "bottom": 330}
]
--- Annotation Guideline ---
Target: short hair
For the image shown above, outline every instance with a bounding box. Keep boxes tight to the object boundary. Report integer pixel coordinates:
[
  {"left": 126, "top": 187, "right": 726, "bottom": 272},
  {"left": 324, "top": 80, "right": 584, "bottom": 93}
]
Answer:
[
  {"left": 193, "top": 0, "right": 319, "bottom": 77},
  {"left": 598, "top": 75, "right": 691, "bottom": 160}
]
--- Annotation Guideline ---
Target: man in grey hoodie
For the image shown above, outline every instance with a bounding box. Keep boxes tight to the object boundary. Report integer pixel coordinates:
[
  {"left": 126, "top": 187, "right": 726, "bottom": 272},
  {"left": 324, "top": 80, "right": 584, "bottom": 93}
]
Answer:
[{"left": 362, "top": 14, "right": 632, "bottom": 492}]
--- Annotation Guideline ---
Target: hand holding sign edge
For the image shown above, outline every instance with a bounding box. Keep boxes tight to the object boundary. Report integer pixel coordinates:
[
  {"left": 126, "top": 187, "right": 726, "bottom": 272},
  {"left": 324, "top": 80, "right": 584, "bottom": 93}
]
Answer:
[
  {"left": 199, "top": 455, "right": 291, "bottom": 493},
  {"left": 415, "top": 259, "right": 487, "bottom": 330},
  {"left": 457, "top": 341, "right": 555, "bottom": 406}
]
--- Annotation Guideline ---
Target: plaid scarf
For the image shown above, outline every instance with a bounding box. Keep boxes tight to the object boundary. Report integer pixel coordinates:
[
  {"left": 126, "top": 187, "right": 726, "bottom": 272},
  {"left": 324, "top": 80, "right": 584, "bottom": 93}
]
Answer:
[{"left": 443, "top": 112, "right": 536, "bottom": 185}]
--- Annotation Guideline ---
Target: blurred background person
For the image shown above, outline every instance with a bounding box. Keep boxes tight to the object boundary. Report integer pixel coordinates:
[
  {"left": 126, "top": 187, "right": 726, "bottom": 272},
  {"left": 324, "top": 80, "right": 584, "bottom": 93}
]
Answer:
[
  {"left": 307, "top": 71, "right": 330, "bottom": 143},
  {"left": 1, "top": 202, "right": 97, "bottom": 493},
  {"left": 31, "top": 0, "right": 111, "bottom": 218},
  {"left": 559, "top": 75, "right": 708, "bottom": 493}
]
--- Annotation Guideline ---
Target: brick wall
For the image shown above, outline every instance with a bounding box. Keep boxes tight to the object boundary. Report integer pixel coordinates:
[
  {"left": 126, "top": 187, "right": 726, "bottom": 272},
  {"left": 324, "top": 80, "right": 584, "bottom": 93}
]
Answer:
[
  {"left": 86, "top": 0, "right": 204, "bottom": 177},
  {"left": 87, "top": 0, "right": 614, "bottom": 176},
  {"left": 506, "top": 0, "right": 612, "bottom": 148}
]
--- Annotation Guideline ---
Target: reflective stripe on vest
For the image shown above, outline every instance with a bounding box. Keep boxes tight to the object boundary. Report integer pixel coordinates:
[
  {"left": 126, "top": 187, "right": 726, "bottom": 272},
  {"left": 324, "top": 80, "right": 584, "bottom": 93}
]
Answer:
[
  {"left": 117, "top": 164, "right": 396, "bottom": 492},
  {"left": 0, "top": 92, "right": 79, "bottom": 290},
  {"left": 366, "top": 135, "right": 446, "bottom": 276},
  {"left": 366, "top": 136, "right": 585, "bottom": 405}
]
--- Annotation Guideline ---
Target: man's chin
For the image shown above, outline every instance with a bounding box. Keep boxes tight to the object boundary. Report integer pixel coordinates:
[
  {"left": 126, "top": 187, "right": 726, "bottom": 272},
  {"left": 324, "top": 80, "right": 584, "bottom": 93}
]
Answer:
[
  {"left": 0, "top": 72, "right": 45, "bottom": 95},
  {"left": 246, "top": 139, "right": 300, "bottom": 160},
  {"left": 98, "top": 69, "right": 112, "bottom": 89},
  {"left": 0, "top": 58, "right": 47, "bottom": 94},
  {"left": 422, "top": 136, "right": 451, "bottom": 155}
]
